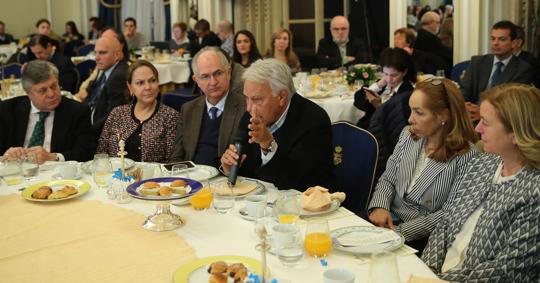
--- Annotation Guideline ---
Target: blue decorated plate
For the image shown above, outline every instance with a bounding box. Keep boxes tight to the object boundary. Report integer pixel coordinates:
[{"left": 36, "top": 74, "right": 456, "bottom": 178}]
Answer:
[{"left": 127, "top": 177, "right": 202, "bottom": 201}]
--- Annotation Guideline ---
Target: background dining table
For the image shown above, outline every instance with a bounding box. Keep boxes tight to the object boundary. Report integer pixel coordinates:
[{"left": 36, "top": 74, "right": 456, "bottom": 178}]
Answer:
[{"left": 0, "top": 161, "right": 438, "bottom": 283}]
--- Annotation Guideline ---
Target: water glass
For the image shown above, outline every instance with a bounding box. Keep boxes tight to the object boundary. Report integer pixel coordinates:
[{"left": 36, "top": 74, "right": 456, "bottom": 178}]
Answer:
[
  {"left": 140, "top": 163, "right": 161, "bottom": 179},
  {"left": 93, "top": 157, "right": 112, "bottom": 189},
  {"left": 277, "top": 242, "right": 305, "bottom": 267},
  {"left": 369, "top": 251, "right": 400, "bottom": 283},
  {"left": 1, "top": 159, "right": 23, "bottom": 185},
  {"left": 304, "top": 219, "right": 332, "bottom": 258},
  {"left": 114, "top": 182, "right": 132, "bottom": 204},
  {"left": 22, "top": 153, "right": 39, "bottom": 178},
  {"left": 171, "top": 164, "right": 188, "bottom": 176},
  {"left": 211, "top": 181, "right": 235, "bottom": 214}
]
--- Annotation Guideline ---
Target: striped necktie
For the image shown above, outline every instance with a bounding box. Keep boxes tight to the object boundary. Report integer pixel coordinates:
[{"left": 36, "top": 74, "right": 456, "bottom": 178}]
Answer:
[{"left": 27, "top": 111, "right": 49, "bottom": 147}]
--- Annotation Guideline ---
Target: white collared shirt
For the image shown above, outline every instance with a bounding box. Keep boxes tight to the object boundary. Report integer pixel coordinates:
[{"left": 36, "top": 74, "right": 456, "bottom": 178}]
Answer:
[
  {"left": 260, "top": 100, "right": 292, "bottom": 165},
  {"left": 204, "top": 93, "right": 228, "bottom": 118}
]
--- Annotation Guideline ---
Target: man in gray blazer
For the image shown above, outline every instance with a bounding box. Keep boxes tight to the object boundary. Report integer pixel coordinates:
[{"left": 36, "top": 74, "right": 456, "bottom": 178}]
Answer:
[
  {"left": 169, "top": 46, "right": 246, "bottom": 168},
  {"left": 460, "top": 21, "right": 533, "bottom": 121}
]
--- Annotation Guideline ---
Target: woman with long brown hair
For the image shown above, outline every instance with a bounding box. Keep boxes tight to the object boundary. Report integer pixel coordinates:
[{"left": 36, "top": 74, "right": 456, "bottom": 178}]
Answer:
[{"left": 265, "top": 28, "right": 301, "bottom": 74}]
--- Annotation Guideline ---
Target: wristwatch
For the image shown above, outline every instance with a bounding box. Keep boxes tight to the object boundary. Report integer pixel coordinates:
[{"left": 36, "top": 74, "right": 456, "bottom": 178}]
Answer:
[{"left": 261, "top": 139, "right": 277, "bottom": 155}]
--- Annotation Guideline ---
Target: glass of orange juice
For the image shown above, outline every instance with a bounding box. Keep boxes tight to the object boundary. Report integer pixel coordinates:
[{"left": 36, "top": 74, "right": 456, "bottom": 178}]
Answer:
[
  {"left": 304, "top": 219, "right": 332, "bottom": 257},
  {"left": 275, "top": 190, "right": 300, "bottom": 224},
  {"left": 190, "top": 184, "right": 213, "bottom": 210}
]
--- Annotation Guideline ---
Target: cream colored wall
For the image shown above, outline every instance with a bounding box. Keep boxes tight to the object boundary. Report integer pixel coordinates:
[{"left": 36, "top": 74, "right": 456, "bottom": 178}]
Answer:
[{"left": 0, "top": 0, "right": 92, "bottom": 40}]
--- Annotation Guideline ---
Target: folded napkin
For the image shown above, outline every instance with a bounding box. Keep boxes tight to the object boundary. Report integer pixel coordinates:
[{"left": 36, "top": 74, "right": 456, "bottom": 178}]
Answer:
[{"left": 301, "top": 186, "right": 346, "bottom": 212}]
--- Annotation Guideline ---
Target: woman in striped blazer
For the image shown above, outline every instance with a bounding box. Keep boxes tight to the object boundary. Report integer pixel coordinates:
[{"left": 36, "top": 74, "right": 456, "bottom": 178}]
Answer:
[
  {"left": 422, "top": 84, "right": 540, "bottom": 282},
  {"left": 368, "top": 78, "right": 479, "bottom": 253}
]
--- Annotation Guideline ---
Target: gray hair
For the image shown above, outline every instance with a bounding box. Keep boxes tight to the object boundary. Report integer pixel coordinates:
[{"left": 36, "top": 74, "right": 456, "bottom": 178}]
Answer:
[
  {"left": 192, "top": 46, "right": 230, "bottom": 75},
  {"left": 21, "top": 60, "right": 59, "bottom": 93},
  {"left": 242, "top": 58, "right": 295, "bottom": 99}
]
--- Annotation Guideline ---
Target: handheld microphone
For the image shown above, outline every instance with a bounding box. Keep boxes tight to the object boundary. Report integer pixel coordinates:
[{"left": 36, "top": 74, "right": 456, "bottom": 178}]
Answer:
[{"left": 227, "top": 141, "right": 242, "bottom": 187}]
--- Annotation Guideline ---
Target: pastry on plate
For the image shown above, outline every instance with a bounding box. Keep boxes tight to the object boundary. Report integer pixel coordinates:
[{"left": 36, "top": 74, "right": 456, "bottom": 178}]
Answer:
[
  {"left": 59, "top": 185, "right": 78, "bottom": 196},
  {"left": 170, "top": 179, "right": 187, "bottom": 187},
  {"left": 48, "top": 190, "right": 69, "bottom": 199},
  {"left": 207, "top": 261, "right": 228, "bottom": 274},
  {"left": 172, "top": 187, "right": 187, "bottom": 195},
  {"left": 158, "top": 186, "right": 173, "bottom": 197},
  {"left": 208, "top": 273, "right": 227, "bottom": 283},
  {"left": 139, "top": 187, "right": 159, "bottom": 196},
  {"left": 143, "top": 181, "right": 160, "bottom": 189},
  {"left": 31, "top": 186, "right": 53, "bottom": 199}
]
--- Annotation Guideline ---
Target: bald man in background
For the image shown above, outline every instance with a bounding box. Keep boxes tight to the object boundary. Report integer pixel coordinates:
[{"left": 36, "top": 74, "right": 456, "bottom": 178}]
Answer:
[
  {"left": 414, "top": 11, "right": 452, "bottom": 75},
  {"left": 217, "top": 20, "right": 234, "bottom": 57},
  {"left": 82, "top": 36, "right": 128, "bottom": 134}
]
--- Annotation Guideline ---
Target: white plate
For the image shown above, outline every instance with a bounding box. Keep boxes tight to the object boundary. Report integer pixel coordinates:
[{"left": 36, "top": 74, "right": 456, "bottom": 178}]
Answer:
[
  {"left": 81, "top": 157, "right": 135, "bottom": 174},
  {"left": 301, "top": 199, "right": 341, "bottom": 216},
  {"left": 238, "top": 206, "right": 273, "bottom": 221},
  {"left": 331, "top": 226, "right": 404, "bottom": 254},
  {"left": 169, "top": 164, "right": 219, "bottom": 181},
  {"left": 52, "top": 173, "right": 83, "bottom": 180}
]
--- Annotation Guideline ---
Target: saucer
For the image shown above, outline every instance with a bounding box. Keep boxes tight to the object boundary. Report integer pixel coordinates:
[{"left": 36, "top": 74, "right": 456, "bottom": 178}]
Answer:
[
  {"left": 52, "top": 173, "right": 82, "bottom": 180},
  {"left": 238, "top": 206, "right": 273, "bottom": 221}
]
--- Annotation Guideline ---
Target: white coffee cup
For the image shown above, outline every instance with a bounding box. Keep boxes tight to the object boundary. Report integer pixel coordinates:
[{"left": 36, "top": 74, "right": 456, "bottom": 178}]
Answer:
[
  {"left": 323, "top": 268, "right": 355, "bottom": 283},
  {"left": 58, "top": 161, "right": 78, "bottom": 179},
  {"left": 271, "top": 224, "right": 300, "bottom": 249},
  {"left": 245, "top": 195, "right": 267, "bottom": 218}
]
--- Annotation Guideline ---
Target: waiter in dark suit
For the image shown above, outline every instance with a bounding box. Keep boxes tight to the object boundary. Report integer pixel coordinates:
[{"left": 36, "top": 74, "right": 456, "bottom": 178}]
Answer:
[
  {"left": 28, "top": 34, "right": 78, "bottom": 93},
  {"left": 0, "top": 60, "right": 96, "bottom": 163},
  {"left": 84, "top": 36, "right": 128, "bottom": 134},
  {"left": 189, "top": 19, "right": 221, "bottom": 57},
  {"left": 221, "top": 59, "right": 335, "bottom": 190},
  {"left": 460, "top": 21, "right": 533, "bottom": 121},
  {"left": 169, "top": 46, "right": 246, "bottom": 168},
  {"left": 316, "top": 16, "right": 371, "bottom": 69}
]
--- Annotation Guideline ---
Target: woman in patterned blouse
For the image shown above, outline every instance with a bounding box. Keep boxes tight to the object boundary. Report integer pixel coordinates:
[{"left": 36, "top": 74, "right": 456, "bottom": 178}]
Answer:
[
  {"left": 97, "top": 60, "right": 179, "bottom": 163},
  {"left": 422, "top": 84, "right": 540, "bottom": 282}
]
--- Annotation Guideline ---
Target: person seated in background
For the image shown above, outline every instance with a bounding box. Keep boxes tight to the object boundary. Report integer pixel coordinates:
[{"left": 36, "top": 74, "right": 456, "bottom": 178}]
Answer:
[
  {"left": 25, "top": 19, "right": 63, "bottom": 62},
  {"left": 513, "top": 25, "right": 540, "bottom": 87},
  {"left": 82, "top": 36, "right": 128, "bottom": 134},
  {"left": 264, "top": 28, "right": 301, "bottom": 74},
  {"left": 422, "top": 84, "right": 540, "bottom": 282},
  {"left": 220, "top": 59, "right": 335, "bottom": 190},
  {"left": 368, "top": 78, "right": 479, "bottom": 254},
  {"left": 189, "top": 19, "right": 221, "bottom": 56},
  {"left": 169, "top": 22, "right": 190, "bottom": 52},
  {"left": 460, "top": 20, "right": 533, "bottom": 122},
  {"left": 28, "top": 34, "right": 78, "bottom": 93},
  {"left": 217, "top": 20, "right": 234, "bottom": 57},
  {"left": 393, "top": 27, "right": 440, "bottom": 75},
  {"left": 232, "top": 30, "right": 262, "bottom": 68},
  {"left": 354, "top": 47, "right": 417, "bottom": 181},
  {"left": 0, "top": 61, "right": 95, "bottom": 163},
  {"left": 316, "top": 15, "right": 371, "bottom": 69},
  {"left": 97, "top": 60, "right": 178, "bottom": 163},
  {"left": 62, "top": 21, "right": 85, "bottom": 58},
  {"left": 0, "top": 21, "right": 15, "bottom": 44},
  {"left": 169, "top": 47, "right": 246, "bottom": 168},
  {"left": 87, "top": 17, "right": 103, "bottom": 42},
  {"left": 123, "top": 17, "right": 148, "bottom": 50},
  {"left": 414, "top": 11, "right": 452, "bottom": 76}
]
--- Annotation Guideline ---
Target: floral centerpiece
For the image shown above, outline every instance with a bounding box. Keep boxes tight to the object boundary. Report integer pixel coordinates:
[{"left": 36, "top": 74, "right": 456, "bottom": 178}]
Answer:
[{"left": 346, "top": 64, "right": 379, "bottom": 86}]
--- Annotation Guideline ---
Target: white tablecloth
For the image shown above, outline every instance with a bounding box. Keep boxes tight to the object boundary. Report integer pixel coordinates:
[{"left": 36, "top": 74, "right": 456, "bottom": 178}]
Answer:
[
  {"left": 0, "top": 43, "right": 17, "bottom": 64},
  {"left": 306, "top": 94, "right": 364, "bottom": 124},
  {"left": 0, "top": 162, "right": 437, "bottom": 282},
  {"left": 152, "top": 61, "right": 191, "bottom": 85}
]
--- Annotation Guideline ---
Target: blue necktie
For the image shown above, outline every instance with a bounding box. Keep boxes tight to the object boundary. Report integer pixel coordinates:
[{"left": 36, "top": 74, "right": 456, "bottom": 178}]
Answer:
[
  {"left": 209, "top": 107, "right": 219, "bottom": 120},
  {"left": 27, "top": 112, "right": 49, "bottom": 147},
  {"left": 489, "top": 61, "right": 504, "bottom": 88},
  {"left": 88, "top": 73, "right": 107, "bottom": 110}
]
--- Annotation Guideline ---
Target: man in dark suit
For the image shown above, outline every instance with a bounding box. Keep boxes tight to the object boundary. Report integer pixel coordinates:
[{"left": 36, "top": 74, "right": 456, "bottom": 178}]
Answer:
[
  {"left": 513, "top": 25, "right": 540, "bottom": 88},
  {"left": 169, "top": 46, "right": 246, "bottom": 168},
  {"left": 460, "top": 21, "right": 533, "bottom": 121},
  {"left": 393, "top": 27, "right": 441, "bottom": 75},
  {"left": 189, "top": 19, "right": 221, "bottom": 57},
  {"left": 0, "top": 61, "right": 96, "bottom": 163},
  {"left": 28, "top": 34, "right": 78, "bottom": 93},
  {"left": 316, "top": 16, "right": 371, "bottom": 69},
  {"left": 221, "top": 59, "right": 335, "bottom": 190},
  {"left": 414, "top": 11, "right": 452, "bottom": 75},
  {"left": 0, "top": 21, "right": 15, "bottom": 44},
  {"left": 84, "top": 36, "right": 128, "bottom": 134}
]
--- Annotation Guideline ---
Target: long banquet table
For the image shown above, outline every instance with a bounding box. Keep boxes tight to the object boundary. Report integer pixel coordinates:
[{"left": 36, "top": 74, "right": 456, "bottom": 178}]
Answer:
[{"left": 0, "top": 162, "right": 437, "bottom": 283}]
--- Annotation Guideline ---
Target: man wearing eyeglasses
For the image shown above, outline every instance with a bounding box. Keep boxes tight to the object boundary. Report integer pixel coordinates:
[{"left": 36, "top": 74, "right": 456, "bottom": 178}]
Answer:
[
  {"left": 414, "top": 11, "right": 452, "bottom": 77},
  {"left": 169, "top": 46, "right": 246, "bottom": 168},
  {"left": 0, "top": 61, "right": 96, "bottom": 164},
  {"left": 316, "top": 15, "right": 371, "bottom": 69}
]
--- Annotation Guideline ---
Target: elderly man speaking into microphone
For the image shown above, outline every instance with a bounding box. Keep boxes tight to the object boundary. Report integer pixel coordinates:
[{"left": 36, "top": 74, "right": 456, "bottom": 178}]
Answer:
[{"left": 220, "top": 59, "right": 335, "bottom": 190}]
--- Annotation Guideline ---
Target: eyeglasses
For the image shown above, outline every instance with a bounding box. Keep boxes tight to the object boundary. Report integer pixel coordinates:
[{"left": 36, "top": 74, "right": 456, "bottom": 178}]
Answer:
[
  {"left": 197, "top": 69, "right": 226, "bottom": 82},
  {"left": 331, "top": 27, "right": 348, "bottom": 32}
]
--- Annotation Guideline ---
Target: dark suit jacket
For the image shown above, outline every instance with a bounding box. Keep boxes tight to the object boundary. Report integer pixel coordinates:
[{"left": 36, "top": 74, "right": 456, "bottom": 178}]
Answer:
[
  {"left": 316, "top": 37, "right": 371, "bottom": 69},
  {"left": 0, "top": 33, "right": 15, "bottom": 45},
  {"left": 169, "top": 72, "right": 246, "bottom": 164},
  {"left": 414, "top": 29, "right": 452, "bottom": 75},
  {"left": 460, "top": 54, "right": 533, "bottom": 103},
  {"left": 85, "top": 60, "right": 129, "bottom": 134},
  {"left": 0, "top": 96, "right": 96, "bottom": 161},
  {"left": 237, "top": 94, "right": 336, "bottom": 190},
  {"left": 49, "top": 52, "right": 78, "bottom": 93},
  {"left": 518, "top": 50, "right": 540, "bottom": 87},
  {"left": 189, "top": 32, "right": 221, "bottom": 57}
]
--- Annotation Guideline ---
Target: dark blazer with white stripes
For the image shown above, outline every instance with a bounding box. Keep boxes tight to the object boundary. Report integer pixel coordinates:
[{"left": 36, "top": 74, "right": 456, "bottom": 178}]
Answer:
[{"left": 368, "top": 127, "right": 479, "bottom": 241}]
